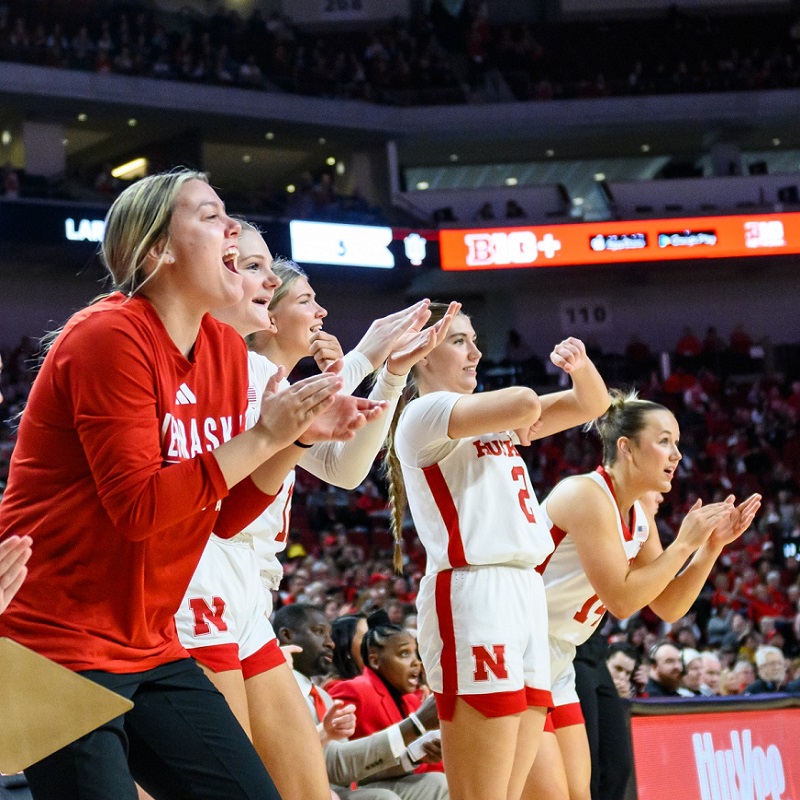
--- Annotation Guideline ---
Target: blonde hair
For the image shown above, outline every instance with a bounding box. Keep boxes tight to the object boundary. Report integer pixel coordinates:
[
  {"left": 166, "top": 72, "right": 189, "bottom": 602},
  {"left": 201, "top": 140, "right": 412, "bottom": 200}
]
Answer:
[
  {"left": 383, "top": 302, "right": 464, "bottom": 573},
  {"left": 269, "top": 257, "right": 307, "bottom": 311},
  {"left": 232, "top": 217, "right": 263, "bottom": 237},
  {"left": 584, "top": 388, "right": 670, "bottom": 466},
  {"left": 101, "top": 168, "right": 207, "bottom": 295},
  {"left": 41, "top": 169, "right": 207, "bottom": 356}
]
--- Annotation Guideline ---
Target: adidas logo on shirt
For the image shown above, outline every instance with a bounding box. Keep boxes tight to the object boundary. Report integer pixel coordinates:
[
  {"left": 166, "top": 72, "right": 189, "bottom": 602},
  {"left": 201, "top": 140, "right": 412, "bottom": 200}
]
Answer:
[{"left": 175, "top": 383, "right": 197, "bottom": 405}]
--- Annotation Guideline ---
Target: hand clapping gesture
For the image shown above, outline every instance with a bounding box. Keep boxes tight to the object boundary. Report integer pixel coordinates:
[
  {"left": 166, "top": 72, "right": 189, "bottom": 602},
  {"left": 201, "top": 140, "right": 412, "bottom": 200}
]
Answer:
[
  {"left": 708, "top": 493, "right": 762, "bottom": 549},
  {"left": 0, "top": 535, "right": 32, "bottom": 614},
  {"left": 256, "top": 367, "right": 386, "bottom": 448},
  {"left": 673, "top": 498, "right": 733, "bottom": 552},
  {"left": 355, "top": 300, "right": 433, "bottom": 371},
  {"left": 387, "top": 302, "right": 461, "bottom": 377}
]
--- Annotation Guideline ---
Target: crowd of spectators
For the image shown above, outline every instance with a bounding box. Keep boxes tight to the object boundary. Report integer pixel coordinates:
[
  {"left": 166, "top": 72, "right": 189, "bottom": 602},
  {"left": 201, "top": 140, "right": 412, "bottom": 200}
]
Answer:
[
  {"left": 2, "top": 321, "right": 799, "bottom": 700},
  {"left": 3, "top": 0, "right": 800, "bottom": 109},
  {"left": 5, "top": 2, "right": 800, "bottom": 218},
  {"left": 0, "top": 0, "right": 464, "bottom": 106}
]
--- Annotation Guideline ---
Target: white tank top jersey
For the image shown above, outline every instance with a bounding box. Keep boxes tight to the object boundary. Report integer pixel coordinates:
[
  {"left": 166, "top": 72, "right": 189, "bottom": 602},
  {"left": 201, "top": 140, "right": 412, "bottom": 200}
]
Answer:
[
  {"left": 395, "top": 391, "right": 554, "bottom": 575},
  {"left": 227, "top": 350, "right": 374, "bottom": 590},
  {"left": 538, "top": 467, "right": 650, "bottom": 645}
]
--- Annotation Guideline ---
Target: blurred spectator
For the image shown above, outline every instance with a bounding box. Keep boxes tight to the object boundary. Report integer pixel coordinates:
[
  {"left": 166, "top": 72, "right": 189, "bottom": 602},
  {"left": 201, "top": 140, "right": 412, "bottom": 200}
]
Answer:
[
  {"left": 730, "top": 324, "right": 754, "bottom": 356},
  {"left": 675, "top": 326, "right": 702, "bottom": 364},
  {"left": 606, "top": 643, "right": 638, "bottom": 699},
  {"left": 505, "top": 199, "right": 526, "bottom": 219},
  {"left": 624, "top": 334, "right": 654, "bottom": 380},
  {"left": 731, "top": 659, "right": 756, "bottom": 693},
  {"left": 699, "top": 651, "right": 723, "bottom": 695},
  {"left": 743, "top": 645, "right": 787, "bottom": 693},
  {"left": 643, "top": 641, "right": 684, "bottom": 697},
  {"left": 719, "top": 667, "right": 742, "bottom": 696},
  {"left": 474, "top": 201, "right": 494, "bottom": 221},
  {"left": 325, "top": 614, "right": 367, "bottom": 691},
  {"left": 678, "top": 648, "right": 703, "bottom": 696},
  {"left": 702, "top": 326, "right": 726, "bottom": 368}
]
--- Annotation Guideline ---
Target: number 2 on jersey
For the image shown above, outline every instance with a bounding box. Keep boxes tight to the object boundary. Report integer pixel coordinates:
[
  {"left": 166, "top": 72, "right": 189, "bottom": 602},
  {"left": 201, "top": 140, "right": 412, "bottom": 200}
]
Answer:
[
  {"left": 573, "top": 593, "right": 607, "bottom": 627},
  {"left": 511, "top": 466, "right": 537, "bottom": 523}
]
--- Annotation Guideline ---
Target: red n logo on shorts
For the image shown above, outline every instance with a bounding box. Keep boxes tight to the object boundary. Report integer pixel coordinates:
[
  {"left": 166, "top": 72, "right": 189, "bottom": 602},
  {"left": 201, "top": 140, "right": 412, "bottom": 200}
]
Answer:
[
  {"left": 472, "top": 644, "right": 508, "bottom": 681},
  {"left": 188, "top": 596, "right": 228, "bottom": 636}
]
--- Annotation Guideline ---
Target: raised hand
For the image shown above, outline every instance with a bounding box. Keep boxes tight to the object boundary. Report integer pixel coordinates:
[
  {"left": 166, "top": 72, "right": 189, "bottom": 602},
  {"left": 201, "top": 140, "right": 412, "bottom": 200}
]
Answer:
[
  {"left": 386, "top": 301, "right": 461, "bottom": 376},
  {"left": 322, "top": 699, "right": 356, "bottom": 741},
  {"left": 354, "top": 300, "right": 432, "bottom": 370},
  {"left": 0, "top": 535, "right": 32, "bottom": 614},
  {"left": 310, "top": 330, "right": 344, "bottom": 372},
  {"left": 549, "top": 337, "right": 590, "bottom": 374},
  {"left": 674, "top": 499, "right": 733, "bottom": 552},
  {"left": 255, "top": 368, "right": 343, "bottom": 449},
  {"left": 298, "top": 395, "right": 388, "bottom": 445},
  {"left": 709, "top": 493, "right": 762, "bottom": 548}
]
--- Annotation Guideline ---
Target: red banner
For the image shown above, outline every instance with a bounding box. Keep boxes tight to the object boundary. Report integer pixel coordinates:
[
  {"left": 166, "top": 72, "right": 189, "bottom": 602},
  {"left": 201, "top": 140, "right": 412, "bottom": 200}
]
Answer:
[
  {"left": 438, "top": 212, "right": 800, "bottom": 270},
  {"left": 632, "top": 706, "right": 800, "bottom": 800}
]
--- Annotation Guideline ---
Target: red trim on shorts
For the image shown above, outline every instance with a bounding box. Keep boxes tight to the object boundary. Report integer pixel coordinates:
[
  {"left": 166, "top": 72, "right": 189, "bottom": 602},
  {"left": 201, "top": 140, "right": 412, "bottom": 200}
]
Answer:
[
  {"left": 551, "top": 701, "right": 585, "bottom": 729},
  {"left": 544, "top": 712, "right": 556, "bottom": 733},
  {"left": 435, "top": 570, "right": 458, "bottom": 696},
  {"left": 242, "top": 638, "right": 284, "bottom": 679},
  {"left": 434, "top": 689, "right": 530, "bottom": 721},
  {"left": 188, "top": 643, "right": 240, "bottom": 673},
  {"left": 526, "top": 686, "right": 554, "bottom": 710},
  {"left": 422, "top": 464, "right": 467, "bottom": 568}
]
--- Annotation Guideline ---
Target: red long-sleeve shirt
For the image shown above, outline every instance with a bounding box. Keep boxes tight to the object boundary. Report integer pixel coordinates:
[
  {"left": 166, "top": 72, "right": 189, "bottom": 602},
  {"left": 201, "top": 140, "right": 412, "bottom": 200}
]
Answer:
[{"left": 0, "top": 293, "right": 272, "bottom": 672}]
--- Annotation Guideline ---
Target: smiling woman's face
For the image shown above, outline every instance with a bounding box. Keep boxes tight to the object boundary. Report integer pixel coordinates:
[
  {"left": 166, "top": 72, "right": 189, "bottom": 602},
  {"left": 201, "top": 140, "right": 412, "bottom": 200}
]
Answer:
[
  {"left": 415, "top": 313, "right": 481, "bottom": 395},
  {"left": 213, "top": 227, "right": 280, "bottom": 337},
  {"left": 268, "top": 275, "right": 328, "bottom": 359}
]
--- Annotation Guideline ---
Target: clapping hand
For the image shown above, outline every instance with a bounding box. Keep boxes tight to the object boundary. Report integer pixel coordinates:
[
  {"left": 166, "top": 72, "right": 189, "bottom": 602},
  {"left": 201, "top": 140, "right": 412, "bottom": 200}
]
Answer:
[
  {"left": 355, "top": 300, "right": 432, "bottom": 370},
  {"left": 0, "top": 535, "right": 32, "bottom": 614},
  {"left": 387, "top": 302, "right": 461, "bottom": 377},
  {"left": 708, "top": 494, "right": 762, "bottom": 548}
]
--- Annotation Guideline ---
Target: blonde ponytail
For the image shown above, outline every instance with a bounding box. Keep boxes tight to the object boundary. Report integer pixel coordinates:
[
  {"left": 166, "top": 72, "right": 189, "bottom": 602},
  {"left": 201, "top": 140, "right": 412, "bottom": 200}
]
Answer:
[
  {"left": 584, "top": 387, "right": 669, "bottom": 466},
  {"left": 384, "top": 390, "right": 413, "bottom": 573}
]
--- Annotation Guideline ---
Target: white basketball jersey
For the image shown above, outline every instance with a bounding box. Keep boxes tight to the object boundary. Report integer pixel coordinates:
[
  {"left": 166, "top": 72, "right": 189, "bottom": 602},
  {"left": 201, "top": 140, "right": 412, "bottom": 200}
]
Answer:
[
  {"left": 232, "top": 350, "right": 370, "bottom": 590},
  {"left": 395, "top": 391, "right": 554, "bottom": 574},
  {"left": 211, "top": 351, "right": 291, "bottom": 589},
  {"left": 539, "top": 467, "right": 649, "bottom": 645}
]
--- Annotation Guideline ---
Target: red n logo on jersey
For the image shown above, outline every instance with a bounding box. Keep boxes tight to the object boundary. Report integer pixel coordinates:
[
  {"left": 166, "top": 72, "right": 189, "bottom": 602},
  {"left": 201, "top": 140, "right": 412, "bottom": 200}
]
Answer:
[
  {"left": 472, "top": 644, "right": 508, "bottom": 681},
  {"left": 188, "top": 596, "right": 228, "bottom": 636}
]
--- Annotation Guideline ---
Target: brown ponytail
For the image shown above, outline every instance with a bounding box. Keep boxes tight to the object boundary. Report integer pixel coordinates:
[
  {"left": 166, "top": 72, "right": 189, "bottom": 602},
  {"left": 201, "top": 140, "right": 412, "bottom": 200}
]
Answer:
[{"left": 384, "top": 389, "right": 413, "bottom": 573}]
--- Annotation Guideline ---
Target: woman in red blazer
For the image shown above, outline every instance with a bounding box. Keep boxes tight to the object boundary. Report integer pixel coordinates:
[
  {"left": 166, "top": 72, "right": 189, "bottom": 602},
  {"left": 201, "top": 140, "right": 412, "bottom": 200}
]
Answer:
[{"left": 328, "top": 610, "right": 443, "bottom": 773}]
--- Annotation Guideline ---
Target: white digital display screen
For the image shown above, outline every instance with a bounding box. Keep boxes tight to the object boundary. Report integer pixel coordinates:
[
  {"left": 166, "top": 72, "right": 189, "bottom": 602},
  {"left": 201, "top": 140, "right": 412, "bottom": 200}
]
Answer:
[{"left": 289, "top": 221, "right": 395, "bottom": 269}]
